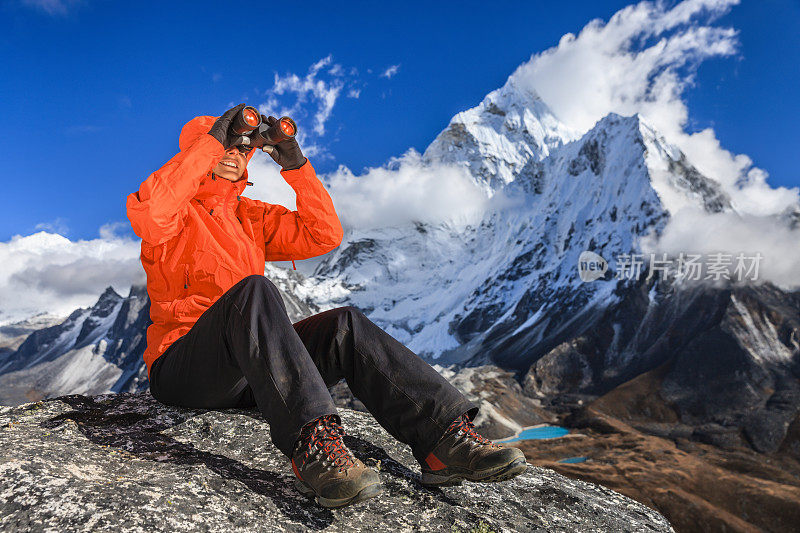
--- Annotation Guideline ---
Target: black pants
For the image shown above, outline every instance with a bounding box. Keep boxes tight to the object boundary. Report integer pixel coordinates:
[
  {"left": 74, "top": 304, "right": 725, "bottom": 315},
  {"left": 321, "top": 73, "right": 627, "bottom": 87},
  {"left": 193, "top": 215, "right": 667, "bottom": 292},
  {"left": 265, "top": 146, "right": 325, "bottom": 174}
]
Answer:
[{"left": 149, "top": 274, "right": 477, "bottom": 462}]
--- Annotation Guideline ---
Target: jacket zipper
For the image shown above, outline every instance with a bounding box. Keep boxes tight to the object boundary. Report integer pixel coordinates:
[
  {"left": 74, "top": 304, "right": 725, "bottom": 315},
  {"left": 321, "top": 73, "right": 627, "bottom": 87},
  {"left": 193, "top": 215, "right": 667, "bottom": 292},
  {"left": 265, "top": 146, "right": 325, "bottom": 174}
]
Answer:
[
  {"left": 184, "top": 265, "right": 189, "bottom": 291},
  {"left": 157, "top": 243, "right": 170, "bottom": 293}
]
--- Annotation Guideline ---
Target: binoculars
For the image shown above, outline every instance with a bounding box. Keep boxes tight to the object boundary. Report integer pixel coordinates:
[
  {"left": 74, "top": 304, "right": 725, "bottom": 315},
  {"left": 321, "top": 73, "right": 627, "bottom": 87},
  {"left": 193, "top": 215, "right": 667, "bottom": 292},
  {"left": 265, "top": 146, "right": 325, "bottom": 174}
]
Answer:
[{"left": 230, "top": 106, "right": 297, "bottom": 151}]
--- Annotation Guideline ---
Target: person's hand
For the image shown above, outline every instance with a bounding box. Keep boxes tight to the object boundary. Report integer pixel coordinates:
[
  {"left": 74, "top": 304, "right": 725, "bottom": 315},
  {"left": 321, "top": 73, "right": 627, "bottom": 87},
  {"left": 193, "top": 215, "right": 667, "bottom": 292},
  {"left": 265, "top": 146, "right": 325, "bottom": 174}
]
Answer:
[
  {"left": 207, "top": 103, "right": 246, "bottom": 149},
  {"left": 261, "top": 114, "right": 307, "bottom": 171}
]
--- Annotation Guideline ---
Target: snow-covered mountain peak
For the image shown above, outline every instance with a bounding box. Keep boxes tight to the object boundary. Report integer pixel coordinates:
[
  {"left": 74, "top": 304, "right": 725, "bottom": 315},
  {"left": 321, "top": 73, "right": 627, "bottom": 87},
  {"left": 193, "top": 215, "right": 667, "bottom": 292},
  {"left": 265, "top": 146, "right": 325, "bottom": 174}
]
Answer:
[
  {"left": 534, "top": 111, "right": 732, "bottom": 217},
  {"left": 309, "top": 111, "right": 671, "bottom": 363},
  {"left": 96, "top": 286, "right": 123, "bottom": 305},
  {"left": 311, "top": 103, "right": 743, "bottom": 368},
  {"left": 8, "top": 231, "right": 71, "bottom": 252},
  {"left": 590, "top": 112, "right": 644, "bottom": 138},
  {"left": 422, "top": 76, "right": 579, "bottom": 196},
  {"left": 634, "top": 116, "right": 732, "bottom": 216}
]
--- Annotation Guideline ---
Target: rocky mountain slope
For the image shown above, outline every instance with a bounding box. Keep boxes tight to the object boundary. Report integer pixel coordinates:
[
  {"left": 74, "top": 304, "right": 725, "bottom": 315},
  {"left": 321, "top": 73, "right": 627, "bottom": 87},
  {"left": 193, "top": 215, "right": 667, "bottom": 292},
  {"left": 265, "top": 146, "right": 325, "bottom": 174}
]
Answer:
[
  {"left": 524, "top": 275, "right": 800, "bottom": 453},
  {"left": 310, "top": 106, "right": 741, "bottom": 375},
  {"left": 0, "top": 313, "right": 65, "bottom": 355},
  {"left": 0, "top": 391, "right": 672, "bottom": 532}
]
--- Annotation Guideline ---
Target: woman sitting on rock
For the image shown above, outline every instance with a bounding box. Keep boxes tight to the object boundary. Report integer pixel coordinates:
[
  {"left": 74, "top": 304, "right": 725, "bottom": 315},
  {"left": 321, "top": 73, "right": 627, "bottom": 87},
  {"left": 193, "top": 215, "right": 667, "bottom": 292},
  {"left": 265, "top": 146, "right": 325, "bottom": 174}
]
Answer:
[{"left": 126, "top": 104, "right": 526, "bottom": 509}]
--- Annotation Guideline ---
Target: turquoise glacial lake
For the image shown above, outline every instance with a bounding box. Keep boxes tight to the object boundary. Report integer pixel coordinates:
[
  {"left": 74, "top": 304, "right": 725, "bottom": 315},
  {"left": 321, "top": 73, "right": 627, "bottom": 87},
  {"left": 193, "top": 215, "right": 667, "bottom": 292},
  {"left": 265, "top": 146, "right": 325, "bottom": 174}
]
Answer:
[
  {"left": 494, "top": 426, "right": 590, "bottom": 463},
  {"left": 494, "top": 425, "right": 570, "bottom": 443},
  {"left": 557, "top": 456, "right": 589, "bottom": 463}
]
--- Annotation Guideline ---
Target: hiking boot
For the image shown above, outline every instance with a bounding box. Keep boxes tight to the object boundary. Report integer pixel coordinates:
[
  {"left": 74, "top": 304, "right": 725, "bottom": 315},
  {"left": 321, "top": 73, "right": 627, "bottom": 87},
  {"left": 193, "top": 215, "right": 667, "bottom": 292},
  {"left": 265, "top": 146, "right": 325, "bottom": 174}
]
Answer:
[
  {"left": 419, "top": 413, "right": 527, "bottom": 486},
  {"left": 291, "top": 414, "right": 382, "bottom": 508}
]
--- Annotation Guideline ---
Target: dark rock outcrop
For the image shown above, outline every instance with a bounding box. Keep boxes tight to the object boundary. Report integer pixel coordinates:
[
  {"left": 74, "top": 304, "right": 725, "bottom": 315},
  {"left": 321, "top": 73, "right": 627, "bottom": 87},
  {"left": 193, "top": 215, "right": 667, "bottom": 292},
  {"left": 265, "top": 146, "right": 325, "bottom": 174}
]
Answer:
[
  {"left": 0, "top": 391, "right": 672, "bottom": 532},
  {"left": 523, "top": 280, "right": 800, "bottom": 453}
]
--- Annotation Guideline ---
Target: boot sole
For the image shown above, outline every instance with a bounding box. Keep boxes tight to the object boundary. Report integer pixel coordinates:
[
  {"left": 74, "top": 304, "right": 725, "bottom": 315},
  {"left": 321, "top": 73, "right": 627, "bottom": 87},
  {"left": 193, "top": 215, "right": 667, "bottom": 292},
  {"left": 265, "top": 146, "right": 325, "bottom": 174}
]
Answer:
[
  {"left": 294, "top": 478, "right": 383, "bottom": 509},
  {"left": 420, "top": 456, "right": 527, "bottom": 487}
]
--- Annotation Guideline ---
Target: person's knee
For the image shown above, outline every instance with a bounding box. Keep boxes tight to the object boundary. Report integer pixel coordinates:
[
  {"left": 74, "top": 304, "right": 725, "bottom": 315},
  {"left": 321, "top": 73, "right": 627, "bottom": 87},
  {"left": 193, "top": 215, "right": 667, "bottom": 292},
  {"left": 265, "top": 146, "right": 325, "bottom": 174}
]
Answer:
[
  {"left": 242, "top": 273, "right": 271, "bottom": 287},
  {"left": 336, "top": 305, "right": 368, "bottom": 328},
  {"left": 240, "top": 274, "right": 281, "bottom": 298},
  {"left": 344, "top": 305, "right": 366, "bottom": 316}
]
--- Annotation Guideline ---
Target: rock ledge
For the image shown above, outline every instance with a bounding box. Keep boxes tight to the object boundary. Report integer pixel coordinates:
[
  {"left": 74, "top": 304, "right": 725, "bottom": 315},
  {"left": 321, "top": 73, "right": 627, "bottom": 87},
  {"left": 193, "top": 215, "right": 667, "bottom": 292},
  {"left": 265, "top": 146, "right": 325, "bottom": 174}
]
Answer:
[{"left": 0, "top": 392, "right": 672, "bottom": 532}]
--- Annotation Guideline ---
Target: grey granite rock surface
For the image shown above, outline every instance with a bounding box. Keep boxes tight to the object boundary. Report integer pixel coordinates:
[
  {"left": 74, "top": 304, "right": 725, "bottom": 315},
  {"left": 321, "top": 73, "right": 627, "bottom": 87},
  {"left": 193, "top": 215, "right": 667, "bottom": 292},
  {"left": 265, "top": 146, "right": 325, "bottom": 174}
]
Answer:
[{"left": 0, "top": 391, "right": 672, "bottom": 532}]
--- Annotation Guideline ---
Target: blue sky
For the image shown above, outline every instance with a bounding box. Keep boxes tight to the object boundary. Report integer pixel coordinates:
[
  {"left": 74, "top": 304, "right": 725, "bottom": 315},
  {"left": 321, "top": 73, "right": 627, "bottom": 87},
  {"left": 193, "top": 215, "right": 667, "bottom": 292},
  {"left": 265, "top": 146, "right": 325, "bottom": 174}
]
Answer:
[{"left": 0, "top": 0, "right": 798, "bottom": 242}]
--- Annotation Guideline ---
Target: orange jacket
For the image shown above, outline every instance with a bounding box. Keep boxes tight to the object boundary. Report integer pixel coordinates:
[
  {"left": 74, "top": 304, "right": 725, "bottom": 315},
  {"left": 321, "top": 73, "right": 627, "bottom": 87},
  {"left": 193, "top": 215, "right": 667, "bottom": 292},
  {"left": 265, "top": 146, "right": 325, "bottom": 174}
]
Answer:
[{"left": 126, "top": 115, "right": 344, "bottom": 379}]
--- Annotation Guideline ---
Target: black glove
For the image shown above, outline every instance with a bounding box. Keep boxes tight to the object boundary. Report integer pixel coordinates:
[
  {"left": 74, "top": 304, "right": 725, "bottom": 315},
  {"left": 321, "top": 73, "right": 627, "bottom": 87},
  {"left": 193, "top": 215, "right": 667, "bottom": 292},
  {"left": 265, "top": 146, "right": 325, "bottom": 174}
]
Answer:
[
  {"left": 261, "top": 114, "right": 307, "bottom": 171},
  {"left": 207, "top": 103, "right": 246, "bottom": 149}
]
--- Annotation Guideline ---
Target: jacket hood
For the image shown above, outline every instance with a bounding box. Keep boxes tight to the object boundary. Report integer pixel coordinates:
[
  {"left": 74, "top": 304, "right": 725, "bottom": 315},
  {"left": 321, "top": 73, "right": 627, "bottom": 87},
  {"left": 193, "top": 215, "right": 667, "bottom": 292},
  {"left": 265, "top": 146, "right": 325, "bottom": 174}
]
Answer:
[{"left": 179, "top": 115, "right": 258, "bottom": 186}]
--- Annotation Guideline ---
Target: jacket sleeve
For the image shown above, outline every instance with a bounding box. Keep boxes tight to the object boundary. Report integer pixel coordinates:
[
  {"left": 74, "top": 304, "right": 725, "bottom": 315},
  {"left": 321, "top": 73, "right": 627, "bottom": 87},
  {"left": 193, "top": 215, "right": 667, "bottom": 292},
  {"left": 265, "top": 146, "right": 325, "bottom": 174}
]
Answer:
[
  {"left": 261, "top": 159, "right": 344, "bottom": 261},
  {"left": 126, "top": 134, "right": 225, "bottom": 245}
]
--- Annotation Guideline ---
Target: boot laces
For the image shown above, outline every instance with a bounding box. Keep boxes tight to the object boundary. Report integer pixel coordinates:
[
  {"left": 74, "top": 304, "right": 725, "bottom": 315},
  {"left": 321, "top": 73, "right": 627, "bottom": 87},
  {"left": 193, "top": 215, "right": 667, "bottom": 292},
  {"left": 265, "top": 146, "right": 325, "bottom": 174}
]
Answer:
[
  {"left": 299, "top": 415, "right": 357, "bottom": 472},
  {"left": 448, "top": 414, "right": 500, "bottom": 448}
]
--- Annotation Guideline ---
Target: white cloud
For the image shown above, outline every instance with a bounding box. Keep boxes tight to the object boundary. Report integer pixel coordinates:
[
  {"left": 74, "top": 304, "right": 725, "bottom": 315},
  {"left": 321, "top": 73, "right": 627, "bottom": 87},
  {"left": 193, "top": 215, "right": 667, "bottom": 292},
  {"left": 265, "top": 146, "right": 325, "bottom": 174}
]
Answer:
[
  {"left": 242, "top": 152, "right": 301, "bottom": 209},
  {"left": 20, "top": 0, "right": 82, "bottom": 15},
  {"left": 380, "top": 64, "right": 400, "bottom": 79},
  {"left": 259, "top": 55, "right": 363, "bottom": 162},
  {"left": 506, "top": 0, "right": 800, "bottom": 288},
  {"left": 0, "top": 228, "right": 143, "bottom": 326},
  {"left": 264, "top": 54, "right": 360, "bottom": 137},
  {"left": 641, "top": 208, "right": 800, "bottom": 289},
  {"left": 511, "top": 0, "right": 738, "bottom": 131},
  {"left": 34, "top": 217, "right": 69, "bottom": 235},
  {"left": 323, "top": 149, "right": 490, "bottom": 231},
  {"left": 328, "top": 63, "right": 343, "bottom": 77},
  {"left": 509, "top": 0, "right": 798, "bottom": 216},
  {"left": 244, "top": 148, "right": 490, "bottom": 232},
  {"left": 98, "top": 221, "right": 131, "bottom": 240}
]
